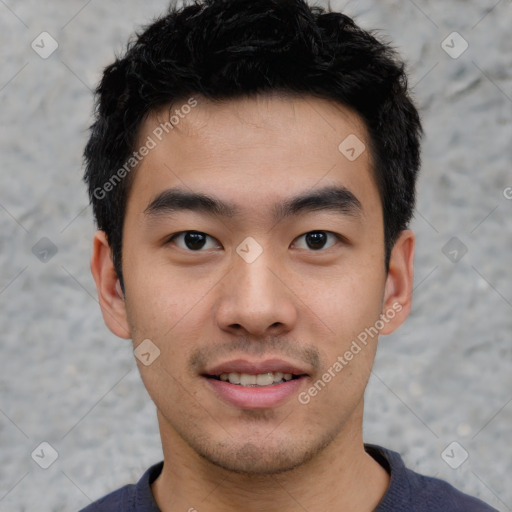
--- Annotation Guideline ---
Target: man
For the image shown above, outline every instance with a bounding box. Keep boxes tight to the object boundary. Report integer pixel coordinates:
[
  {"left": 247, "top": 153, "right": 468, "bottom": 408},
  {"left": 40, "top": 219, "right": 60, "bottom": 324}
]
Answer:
[{"left": 81, "top": 0, "right": 497, "bottom": 510}]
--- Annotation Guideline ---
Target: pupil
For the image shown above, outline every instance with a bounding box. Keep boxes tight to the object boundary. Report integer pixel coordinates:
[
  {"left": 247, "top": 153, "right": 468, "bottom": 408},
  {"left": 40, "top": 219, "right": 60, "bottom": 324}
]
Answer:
[
  {"left": 306, "top": 231, "right": 326, "bottom": 250},
  {"left": 185, "top": 232, "right": 206, "bottom": 250}
]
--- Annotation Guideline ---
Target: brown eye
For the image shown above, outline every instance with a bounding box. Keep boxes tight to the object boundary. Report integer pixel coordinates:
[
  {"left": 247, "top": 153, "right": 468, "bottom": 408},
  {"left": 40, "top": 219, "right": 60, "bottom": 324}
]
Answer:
[
  {"left": 168, "top": 231, "right": 220, "bottom": 251},
  {"left": 293, "top": 231, "right": 340, "bottom": 251}
]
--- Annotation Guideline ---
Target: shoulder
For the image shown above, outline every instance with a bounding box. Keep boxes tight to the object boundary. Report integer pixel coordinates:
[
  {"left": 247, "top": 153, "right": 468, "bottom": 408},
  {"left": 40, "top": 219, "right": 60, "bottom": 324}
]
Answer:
[
  {"left": 77, "top": 462, "right": 163, "bottom": 512},
  {"left": 78, "top": 484, "right": 134, "bottom": 512},
  {"left": 366, "top": 444, "right": 498, "bottom": 512},
  {"left": 406, "top": 470, "right": 498, "bottom": 511}
]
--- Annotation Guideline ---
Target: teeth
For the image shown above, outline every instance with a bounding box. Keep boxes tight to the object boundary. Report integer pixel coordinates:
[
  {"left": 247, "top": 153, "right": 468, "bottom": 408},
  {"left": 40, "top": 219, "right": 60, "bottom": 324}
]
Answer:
[
  {"left": 218, "top": 372, "right": 297, "bottom": 386},
  {"left": 228, "top": 372, "right": 240, "bottom": 384},
  {"left": 240, "top": 374, "right": 257, "bottom": 386},
  {"left": 256, "top": 373, "right": 274, "bottom": 386},
  {"left": 272, "top": 372, "right": 283, "bottom": 383}
]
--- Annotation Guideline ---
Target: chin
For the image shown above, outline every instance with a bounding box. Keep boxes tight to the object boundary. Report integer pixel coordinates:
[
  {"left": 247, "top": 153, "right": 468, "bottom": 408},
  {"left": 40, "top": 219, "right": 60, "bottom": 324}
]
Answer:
[{"left": 193, "top": 431, "right": 336, "bottom": 476}]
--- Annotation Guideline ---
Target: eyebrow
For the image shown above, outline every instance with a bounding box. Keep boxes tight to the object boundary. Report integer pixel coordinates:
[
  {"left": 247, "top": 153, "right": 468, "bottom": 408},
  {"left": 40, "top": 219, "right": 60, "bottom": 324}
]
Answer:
[{"left": 144, "top": 185, "right": 363, "bottom": 223}]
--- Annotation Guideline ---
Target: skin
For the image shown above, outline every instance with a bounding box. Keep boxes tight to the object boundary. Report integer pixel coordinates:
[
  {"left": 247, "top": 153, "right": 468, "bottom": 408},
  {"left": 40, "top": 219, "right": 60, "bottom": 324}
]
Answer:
[{"left": 91, "top": 92, "right": 414, "bottom": 511}]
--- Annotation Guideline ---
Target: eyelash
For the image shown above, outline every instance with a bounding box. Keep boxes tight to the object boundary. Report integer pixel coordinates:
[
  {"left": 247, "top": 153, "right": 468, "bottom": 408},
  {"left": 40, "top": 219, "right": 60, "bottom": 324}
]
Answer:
[{"left": 166, "top": 230, "right": 345, "bottom": 252}]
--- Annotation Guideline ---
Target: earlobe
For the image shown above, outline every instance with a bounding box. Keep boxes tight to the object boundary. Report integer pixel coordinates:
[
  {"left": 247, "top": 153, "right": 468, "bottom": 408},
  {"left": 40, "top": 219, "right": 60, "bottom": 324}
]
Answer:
[
  {"left": 90, "top": 231, "right": 131, "bottom": 339},
  {"left": 379, "top": 230, "right": 415, "bottom": 336}
]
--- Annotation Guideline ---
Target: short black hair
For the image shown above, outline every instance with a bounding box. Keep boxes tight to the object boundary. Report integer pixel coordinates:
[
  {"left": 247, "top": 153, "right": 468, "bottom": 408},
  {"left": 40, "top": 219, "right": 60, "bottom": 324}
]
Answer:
[{"left": 84, "top": 0, "right": 422, "bottom": 289}]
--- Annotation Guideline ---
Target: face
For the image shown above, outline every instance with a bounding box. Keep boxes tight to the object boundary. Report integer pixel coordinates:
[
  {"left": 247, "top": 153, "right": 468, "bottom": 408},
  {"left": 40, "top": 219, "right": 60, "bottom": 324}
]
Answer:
[{"left": 92, "top": 93, "right": 414, "bottom": 475}]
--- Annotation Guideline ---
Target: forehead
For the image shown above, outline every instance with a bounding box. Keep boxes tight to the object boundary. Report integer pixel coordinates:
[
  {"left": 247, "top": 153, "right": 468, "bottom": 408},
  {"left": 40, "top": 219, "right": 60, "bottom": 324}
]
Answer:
[
  {"left": 127, "top": 93, "right": 380, "bottom": 223},
  {"left": 144, "top": 92, "right": 368, "bottom": 156}
]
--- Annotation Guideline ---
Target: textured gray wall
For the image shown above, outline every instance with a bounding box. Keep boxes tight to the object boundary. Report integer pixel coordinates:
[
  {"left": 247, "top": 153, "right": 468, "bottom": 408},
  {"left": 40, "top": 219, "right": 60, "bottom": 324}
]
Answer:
[{"left": 1, "top": 1, "right": 511, "bottom": 510}]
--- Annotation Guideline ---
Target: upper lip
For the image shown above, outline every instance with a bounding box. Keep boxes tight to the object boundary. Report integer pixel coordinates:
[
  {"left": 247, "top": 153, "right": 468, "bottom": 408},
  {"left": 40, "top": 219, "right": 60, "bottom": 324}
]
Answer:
[{"left": 203, "top": 358, "right": 309, "bottom": 376}]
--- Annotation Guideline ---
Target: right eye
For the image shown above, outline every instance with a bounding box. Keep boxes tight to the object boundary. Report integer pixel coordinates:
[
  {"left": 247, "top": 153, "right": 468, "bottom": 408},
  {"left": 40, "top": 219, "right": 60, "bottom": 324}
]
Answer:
[{"left": 166, "top": 231, "right": 221, "bottom": 251}]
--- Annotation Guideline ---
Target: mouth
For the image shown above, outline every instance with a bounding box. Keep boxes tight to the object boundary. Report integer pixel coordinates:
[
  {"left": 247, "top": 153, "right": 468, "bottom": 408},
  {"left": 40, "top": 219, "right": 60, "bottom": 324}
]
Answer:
[
  {"left": 207, "top": 371, "right": 303, "bottom": 387},
  {"left": 202, "top": 359, "right": 309, "bottom": 409}
]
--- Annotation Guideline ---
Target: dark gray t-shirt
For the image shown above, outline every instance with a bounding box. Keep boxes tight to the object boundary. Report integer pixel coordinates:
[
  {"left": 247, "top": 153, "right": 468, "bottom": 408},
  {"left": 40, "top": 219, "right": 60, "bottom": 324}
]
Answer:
[{"left": 79, "top": 444, "right": 498, "bottom": 511}]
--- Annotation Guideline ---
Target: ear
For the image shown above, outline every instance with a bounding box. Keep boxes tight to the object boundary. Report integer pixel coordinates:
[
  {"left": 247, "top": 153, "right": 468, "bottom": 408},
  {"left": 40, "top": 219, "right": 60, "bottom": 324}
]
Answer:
[
  {"left": 90, "top": 230, "right": 131, "bottom": 339},
  {"left": 379, "top": 230, "right": 415, "bottom": 335}
]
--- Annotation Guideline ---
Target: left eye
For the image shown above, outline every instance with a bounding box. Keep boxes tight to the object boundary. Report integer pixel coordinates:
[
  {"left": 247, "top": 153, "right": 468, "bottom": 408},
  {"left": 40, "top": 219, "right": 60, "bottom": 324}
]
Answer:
[
  {"left": 292, "top": 231, "right": 340, "bottom": 251},
  {"left": 168, "top": 231, "right": 220, "bottom": 251}
]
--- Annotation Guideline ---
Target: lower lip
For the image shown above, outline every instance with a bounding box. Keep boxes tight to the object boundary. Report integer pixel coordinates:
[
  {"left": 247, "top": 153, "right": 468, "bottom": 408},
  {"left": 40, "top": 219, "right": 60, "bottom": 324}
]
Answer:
[{"left": 204, "top": 377, "right": 306, "bottom": 410}]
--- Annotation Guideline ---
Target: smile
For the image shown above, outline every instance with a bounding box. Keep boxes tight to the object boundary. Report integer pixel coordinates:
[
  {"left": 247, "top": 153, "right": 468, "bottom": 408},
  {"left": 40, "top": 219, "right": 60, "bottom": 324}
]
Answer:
[{"left": 211, "top": 372, "right": 298, "bottom": 386}]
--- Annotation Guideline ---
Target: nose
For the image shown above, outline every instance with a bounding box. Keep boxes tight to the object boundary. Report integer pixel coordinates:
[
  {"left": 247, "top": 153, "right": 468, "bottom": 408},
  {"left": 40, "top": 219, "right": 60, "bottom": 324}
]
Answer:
[{"left": 214, "top": 247, "right": 298, "bottom": 338}]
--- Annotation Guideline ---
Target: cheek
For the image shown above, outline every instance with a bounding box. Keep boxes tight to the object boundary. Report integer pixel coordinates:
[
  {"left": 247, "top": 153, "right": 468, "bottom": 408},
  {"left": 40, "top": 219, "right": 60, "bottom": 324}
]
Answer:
[
  {"left": 298, "top": 276, "right": 382, "bottom": 413},
  {"left": 124, "top": 254, "right": 203, "bottom": 333},
  {"left": 123, "top": 258, "right": 219, "bottom": 381},
  {"left": 304, "top": 266, "right": 385, "bottom": 332},
  {"left": 298, "top": 266, "right": 385, "bottom": 393}
]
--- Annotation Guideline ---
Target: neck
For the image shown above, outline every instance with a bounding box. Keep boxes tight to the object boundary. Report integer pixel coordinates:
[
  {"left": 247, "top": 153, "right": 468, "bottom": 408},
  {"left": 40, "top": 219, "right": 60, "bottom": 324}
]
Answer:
[{"left": 152, "top": 406, "right": 390, "bottom": 512}]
